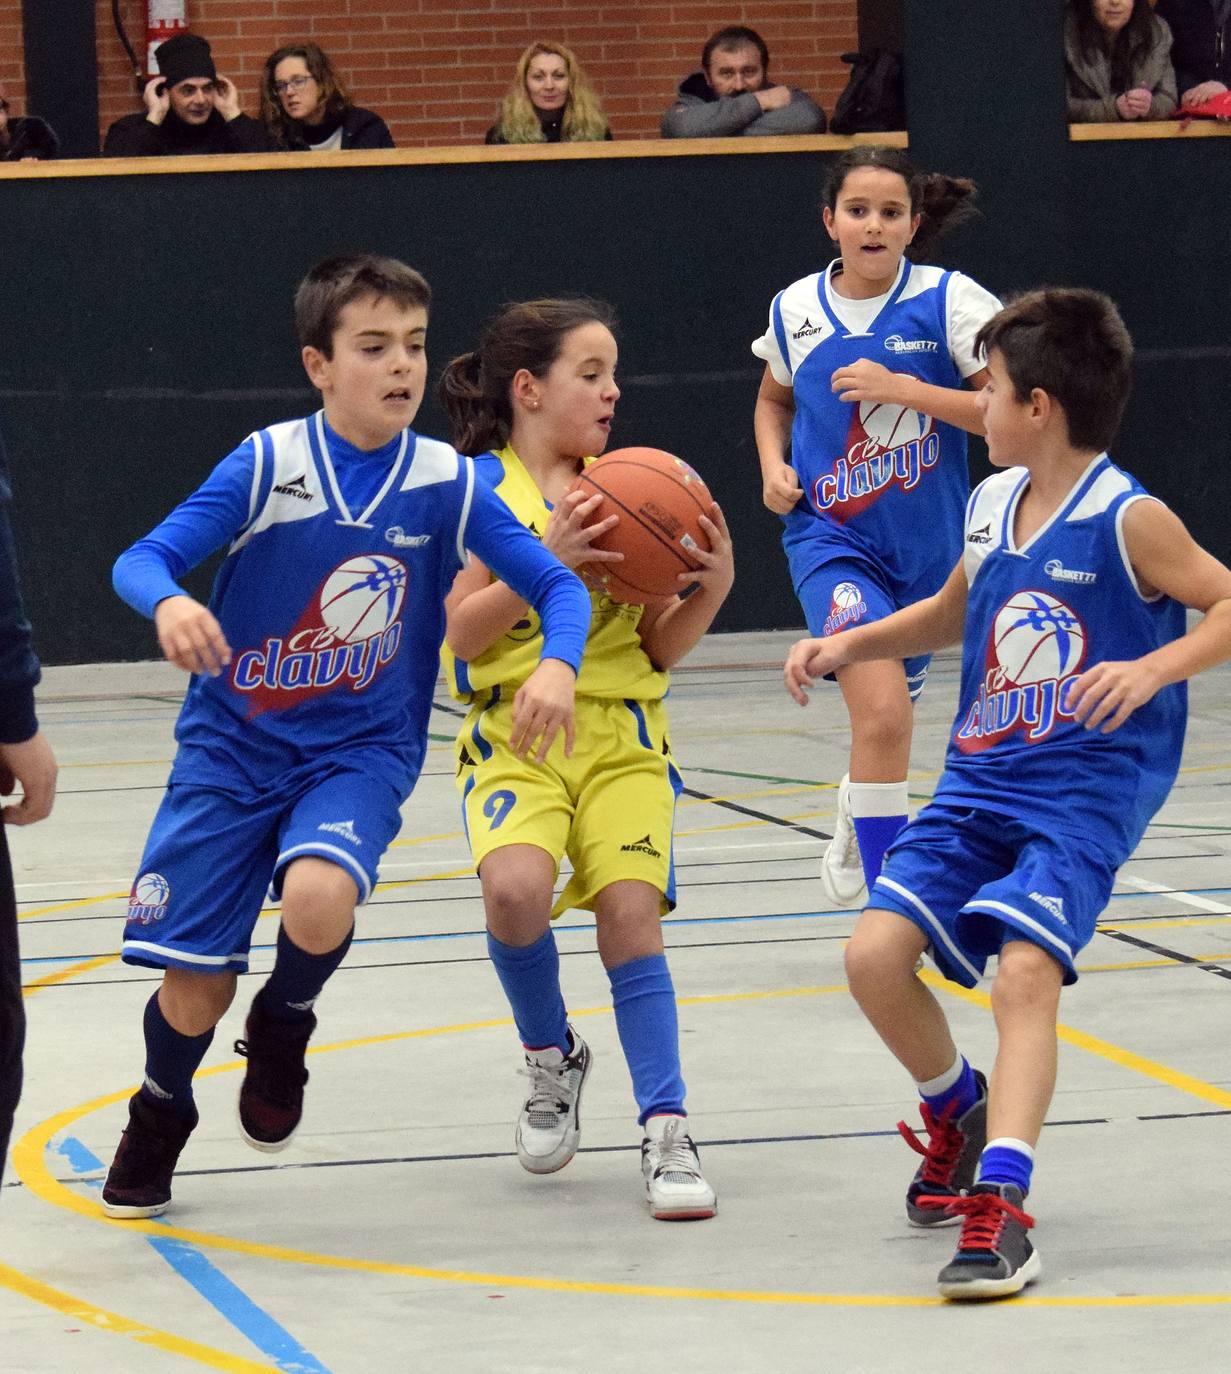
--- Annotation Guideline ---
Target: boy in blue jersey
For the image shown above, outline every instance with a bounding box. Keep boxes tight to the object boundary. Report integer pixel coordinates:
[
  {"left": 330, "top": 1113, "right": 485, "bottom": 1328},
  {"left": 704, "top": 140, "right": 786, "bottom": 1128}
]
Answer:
[
  {"left": 101, "top": 255, "right": 590, "bottom": 1219},
  {"left": 784, "top": 289, "right": 1231, "bottom": 1299}
]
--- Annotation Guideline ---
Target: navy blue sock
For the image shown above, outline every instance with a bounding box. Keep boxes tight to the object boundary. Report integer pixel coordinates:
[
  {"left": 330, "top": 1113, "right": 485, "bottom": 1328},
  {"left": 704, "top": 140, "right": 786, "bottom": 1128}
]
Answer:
[
  {"left": 138, "top": 991, "right": 214, "bottom": 1119},
  {"left": 919, "top": 1056, "right": 981, "bottom": 1119},
  {"left": 608, "top": 954, "right": 686, "bottom": 1125},
  {"left": 261, "top": 923, "right": 354, "bottom": 1022},
  {"left": 977, "top": 1139, "right": 1034, "bottom": 1195},
  {"left": 487, "top": 928, "right": 569, "bottom": 1053}
]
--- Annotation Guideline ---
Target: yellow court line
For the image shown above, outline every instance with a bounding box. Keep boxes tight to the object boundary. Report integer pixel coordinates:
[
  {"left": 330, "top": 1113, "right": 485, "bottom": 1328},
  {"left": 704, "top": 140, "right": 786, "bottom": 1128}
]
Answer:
[
  {"left": 919, "top": 970, "right": 1231, "bottom": 1110},
  {"left": 22, "top": 955, "right": 117, "bottom": 997},
  {"left": 0, "top": 1260, "right": 278, "bottom": 1372},
  {"left": 1100, "top": 917, "right": 1231, "bottom": 931},
  {"left": 19, "top": 890, "right": 128, "bottom": 921},
  {"left": 388, "top": 829, "right": 464, "bottom": 849},
  {"left": 16, "top": 983, "right": 1231, "bottom": 1309}
]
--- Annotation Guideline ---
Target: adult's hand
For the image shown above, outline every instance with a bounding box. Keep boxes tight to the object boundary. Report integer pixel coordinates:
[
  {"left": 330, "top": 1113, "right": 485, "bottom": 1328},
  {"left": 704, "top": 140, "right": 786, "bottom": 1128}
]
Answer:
[
  {"left": 143, "top": 77, "right": 170, "bottom": 125},
  {"left": 0, "top": 731, "right": 57, "bottom": 825},
  {"left": 213, "top": 75, "right": 243, "bottom": 122},
  {"left": 755, "top": 86, "right": 793, "bottom": 112}
]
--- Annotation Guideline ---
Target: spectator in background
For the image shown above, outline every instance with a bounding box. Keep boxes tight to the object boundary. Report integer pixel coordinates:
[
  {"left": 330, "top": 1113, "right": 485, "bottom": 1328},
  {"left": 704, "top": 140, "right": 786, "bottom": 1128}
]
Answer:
[
  {"left": 0, "top": 420, "right": 58, "bottom": 1193},
  {"left": 1155, "top": 0, "right": 1231, "bottom": 107},
  {"left": 1065, "top": 0, "right": 1178, "bottom": 122},
  {"left": 260, "top": 44, "right": 394, "bottom": 151},
  {"left": 0, "top": 84, "right": 59, "bottom": 161},
  {"left": 661, "top": 25, "right": 826, "bottom": 138},
  {"left": 486, "top": 42, "right": 612, "bottom": 144},
  {"left": 103, "top": 32, "right": 275, "bottom": 157}
]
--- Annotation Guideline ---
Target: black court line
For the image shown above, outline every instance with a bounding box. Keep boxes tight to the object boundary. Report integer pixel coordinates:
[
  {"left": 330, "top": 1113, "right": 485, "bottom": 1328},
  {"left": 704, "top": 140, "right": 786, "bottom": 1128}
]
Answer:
[
  {"left": 1096, "top": 927, "right": 1231, "bottom": 983},
  {"left": 680, "top": 785, "right": 833, "bottom": 842},
  {"left": 22, "top": 1108, "right": 1226, "bottom": 1193}
]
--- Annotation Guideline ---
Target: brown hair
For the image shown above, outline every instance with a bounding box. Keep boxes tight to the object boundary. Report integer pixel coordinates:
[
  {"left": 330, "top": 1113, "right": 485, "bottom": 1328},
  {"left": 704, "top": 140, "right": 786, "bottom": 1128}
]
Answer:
[
  {"left": 261, "top": 43, "right": 352, "bottom": 145},
  {"left": 294, "top": 255, "right": 431, "bottom": 357},
  {"left": 975, "top": 288, "right": 1134, "bottom": 451},
  {"left": 824, "top": 146, "right": 979, "bottom": 263},
  {"left": 439, "top": 298, "right": 617, "bottom": 456}
]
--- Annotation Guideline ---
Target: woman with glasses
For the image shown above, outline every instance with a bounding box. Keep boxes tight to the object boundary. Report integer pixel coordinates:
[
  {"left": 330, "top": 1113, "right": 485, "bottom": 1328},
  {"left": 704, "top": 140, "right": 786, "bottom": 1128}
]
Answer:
[{"left": 260, "top": 44, "right": 394, "bottom": 151}]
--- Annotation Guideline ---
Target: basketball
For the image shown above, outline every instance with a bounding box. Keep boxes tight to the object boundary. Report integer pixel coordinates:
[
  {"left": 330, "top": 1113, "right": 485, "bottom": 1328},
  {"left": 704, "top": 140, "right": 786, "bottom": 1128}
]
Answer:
[
  {"left": 992, "top": 590, "right": 1086, "bottom": 685},
  {"left": 566, "top": 448, "right": 714, "bottom": 603}
]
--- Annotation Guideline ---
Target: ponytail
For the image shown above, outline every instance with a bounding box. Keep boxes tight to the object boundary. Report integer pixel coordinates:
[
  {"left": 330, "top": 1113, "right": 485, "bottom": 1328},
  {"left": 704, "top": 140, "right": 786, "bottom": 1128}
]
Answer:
[{"left": 438, "top": 350, "right": 510, "bottom": 456}]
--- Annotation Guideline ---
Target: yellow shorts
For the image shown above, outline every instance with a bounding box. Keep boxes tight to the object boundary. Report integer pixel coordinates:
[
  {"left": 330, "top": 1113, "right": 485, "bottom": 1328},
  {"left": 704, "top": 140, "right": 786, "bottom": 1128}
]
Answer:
[{"left": 456, "top": 693, "right": 681, "bottom": 917}]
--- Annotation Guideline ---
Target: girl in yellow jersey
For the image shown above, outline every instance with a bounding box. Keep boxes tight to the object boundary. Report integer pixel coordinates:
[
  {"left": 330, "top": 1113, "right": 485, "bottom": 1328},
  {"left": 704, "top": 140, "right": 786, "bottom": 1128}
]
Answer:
[{"left": 439, "top": 299, "right": 733, "bottom": 1219}]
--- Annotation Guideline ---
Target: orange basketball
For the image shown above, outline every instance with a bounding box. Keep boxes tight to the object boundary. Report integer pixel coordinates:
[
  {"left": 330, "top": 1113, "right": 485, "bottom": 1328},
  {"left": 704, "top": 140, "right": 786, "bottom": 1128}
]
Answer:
[{"left": 566, "top": 447, "right": 714, "bottom": 603}]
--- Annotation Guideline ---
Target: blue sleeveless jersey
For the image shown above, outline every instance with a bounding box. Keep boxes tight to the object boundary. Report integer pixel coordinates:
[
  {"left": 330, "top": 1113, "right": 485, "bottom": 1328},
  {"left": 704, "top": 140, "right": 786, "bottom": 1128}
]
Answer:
[
  {"left": 114, "top": 412, "right": 588, "bottom": 799},
  {"left": 767, "top": 261, "right": 983, "bottom": 606},
  {"left": 936, "top": 456, "right": 1188, "bottom": 863}
]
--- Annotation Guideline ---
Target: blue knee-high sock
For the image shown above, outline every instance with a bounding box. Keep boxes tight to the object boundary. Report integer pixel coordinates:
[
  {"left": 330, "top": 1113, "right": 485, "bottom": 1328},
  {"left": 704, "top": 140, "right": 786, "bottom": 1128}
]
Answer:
[
  {"left": 848, "top": 779, "right": 909, "bottom": 887},
  {"left": 138, "top": 991, "right": 214, "bottom": 1119},
  {"left": 608, "top": 954, "right": 686, "bottom": 1126},
  {"left": 487, "top": 928, "right": 569, "bottom": 1053},
  {"left": 977, "top": 1138, "right": 1035, "bottom": 1195},
  {"left": 261, "top": 923, "right": 354, "bottom": 1022}
]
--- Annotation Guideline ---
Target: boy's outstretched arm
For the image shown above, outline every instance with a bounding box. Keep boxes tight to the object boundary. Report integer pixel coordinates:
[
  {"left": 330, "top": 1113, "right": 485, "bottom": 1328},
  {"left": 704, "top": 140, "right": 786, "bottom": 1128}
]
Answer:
[
  {"left": 1068, "top": 501, "right": 1231, "bottom": 734},
  {"left": 784, "top": 557, "right": 969, "bottom": 705}
]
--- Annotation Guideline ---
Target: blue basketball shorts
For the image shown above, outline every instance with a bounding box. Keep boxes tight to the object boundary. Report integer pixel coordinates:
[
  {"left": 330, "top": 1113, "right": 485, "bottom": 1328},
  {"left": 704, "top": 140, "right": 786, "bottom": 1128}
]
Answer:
[
  {"left": 868, "top": 803, "right": 1116, "bottom": 987},
  {"left": 121, "top": 769, "right": 405, "bottom": 973},
  {"left": 795, "top": 557, "right": 930, "bottom": 700}
]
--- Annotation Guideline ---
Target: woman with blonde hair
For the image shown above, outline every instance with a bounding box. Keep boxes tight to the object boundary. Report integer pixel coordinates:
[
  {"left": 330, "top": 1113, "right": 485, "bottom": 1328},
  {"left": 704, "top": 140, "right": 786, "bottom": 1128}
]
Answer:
[
  {"left": 486, "top": 43, "right": 612, "bottom": 144},
  {"left": 261, "top": 43, "right": 394, "bottom": 150}
]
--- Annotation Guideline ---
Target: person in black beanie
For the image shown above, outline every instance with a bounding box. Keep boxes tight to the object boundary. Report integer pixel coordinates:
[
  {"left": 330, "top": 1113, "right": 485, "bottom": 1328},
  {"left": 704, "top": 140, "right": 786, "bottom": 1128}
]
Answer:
[
  {"left": 0, "top": 419, "right": 58, "bottom": 1193},
  {"left": 0, "top": 82, "right": 59, "bottom": 161},
  {"left": 103, "top": 31, "right": 276, "bottom": 157}
]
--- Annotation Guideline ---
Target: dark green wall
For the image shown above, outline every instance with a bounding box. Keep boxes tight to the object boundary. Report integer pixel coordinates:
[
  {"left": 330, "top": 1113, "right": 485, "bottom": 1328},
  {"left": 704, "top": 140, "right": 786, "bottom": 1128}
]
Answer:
[{"left": 1, "top": 0, "right": 1228, "bottom": 665}]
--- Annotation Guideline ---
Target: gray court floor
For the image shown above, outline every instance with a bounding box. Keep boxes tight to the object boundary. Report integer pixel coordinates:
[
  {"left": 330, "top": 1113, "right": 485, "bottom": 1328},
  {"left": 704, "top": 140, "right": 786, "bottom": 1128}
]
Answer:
[{"left": 2, "top": 631, "right": 1230, "bottom": 1373}]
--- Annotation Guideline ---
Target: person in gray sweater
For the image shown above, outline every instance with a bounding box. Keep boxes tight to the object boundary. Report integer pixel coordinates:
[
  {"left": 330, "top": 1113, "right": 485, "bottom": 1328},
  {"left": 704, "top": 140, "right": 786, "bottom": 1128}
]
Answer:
[
  {"left": 661, "top": 26, "right": 826, "bottom": 138},
  {"left": 1065, "top": 0, "right": 1178, "bottom": 122}
]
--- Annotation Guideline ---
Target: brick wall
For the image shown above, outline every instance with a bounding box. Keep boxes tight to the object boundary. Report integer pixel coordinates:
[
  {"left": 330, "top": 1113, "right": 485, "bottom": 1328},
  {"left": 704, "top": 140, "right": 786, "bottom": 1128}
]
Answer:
[
  {"left": 0, "top": 0, "right": 23, "bottom": 108},
  {"left": 3, "top": 1, "right": 859, "bottom": 149}
]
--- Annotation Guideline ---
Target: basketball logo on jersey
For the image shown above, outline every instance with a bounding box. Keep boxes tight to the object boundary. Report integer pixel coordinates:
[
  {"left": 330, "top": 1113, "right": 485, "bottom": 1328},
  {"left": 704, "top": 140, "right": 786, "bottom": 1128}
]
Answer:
[
  {"left": 955, "top": 589, "right": 1087, "bottom": 753},
  {"left": 823, "top": 580, "right": 868, "bottom": 636},
  {"left": 128, "top": 872, "right": 170, "bottom": 924},
  {"left": 812, "top": 405, "right": 939, "bottom": 524},
  {"left": 231, "top": 554, "right": 408, "bottom": 715}
]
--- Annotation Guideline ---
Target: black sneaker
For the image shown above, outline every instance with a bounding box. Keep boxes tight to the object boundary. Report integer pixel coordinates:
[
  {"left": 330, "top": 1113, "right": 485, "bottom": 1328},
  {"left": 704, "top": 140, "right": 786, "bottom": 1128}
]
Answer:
[
  {"left": 929, "top": 1182, "right": 1042, "bottom": 1300},
  {"left": 234, "top": 992, "right": 316, "bottom": 1152},
  {"left": 898, "top": 1070, "right": 987, "bottom": 1226},
  {"left": 101, "top": 1092, "right": 199, "bottom": 1219}
]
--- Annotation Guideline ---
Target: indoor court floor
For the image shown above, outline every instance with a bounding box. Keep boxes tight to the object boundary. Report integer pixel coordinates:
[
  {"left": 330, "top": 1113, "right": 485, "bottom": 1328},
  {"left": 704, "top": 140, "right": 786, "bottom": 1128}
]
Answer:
[{"left": 2, "top": 630, "right": 1230, "bottom": 1373}]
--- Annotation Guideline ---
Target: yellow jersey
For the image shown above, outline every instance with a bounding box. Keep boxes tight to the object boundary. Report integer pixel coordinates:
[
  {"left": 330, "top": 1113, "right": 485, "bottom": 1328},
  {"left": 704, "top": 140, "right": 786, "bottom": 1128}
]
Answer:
[{"left": 442, "top": 446, "right": 669, "bottom": 703}]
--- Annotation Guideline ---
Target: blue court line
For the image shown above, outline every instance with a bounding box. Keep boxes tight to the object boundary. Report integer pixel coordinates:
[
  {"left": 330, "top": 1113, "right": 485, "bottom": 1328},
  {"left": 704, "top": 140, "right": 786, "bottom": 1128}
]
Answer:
[
  {"left": 20, "top": 887, "right": 1231, "bottom": 969},
  {"left": 55, "top": 1136, "right": 331, "bottom": 1374}
]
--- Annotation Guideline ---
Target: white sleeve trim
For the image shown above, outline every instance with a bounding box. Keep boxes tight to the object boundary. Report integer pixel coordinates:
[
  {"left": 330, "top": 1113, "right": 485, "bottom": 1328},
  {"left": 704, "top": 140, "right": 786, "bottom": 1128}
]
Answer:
[
  {"left": 1115, "top": 493, "right": 1168, "bottom": 603},
  {"left": 946, "top": 273, "right": 1003, "bottom": 379}
]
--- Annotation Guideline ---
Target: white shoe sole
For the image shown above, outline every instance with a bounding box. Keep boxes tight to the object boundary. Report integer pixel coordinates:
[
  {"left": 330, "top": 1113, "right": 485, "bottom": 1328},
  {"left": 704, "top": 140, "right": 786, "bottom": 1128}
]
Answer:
[
  {"left": 236, "top": 1100, "right": 300, "bottom": 1153},
  {"left": 938, "top": 1248, "right": 1042, "bottom": 1300},
  {"left": 100, "top": 1196, "right": 170, "bottom": 1219},
  {"left": 647, "top": 1195, "right": 718, "bottom": 1222}
]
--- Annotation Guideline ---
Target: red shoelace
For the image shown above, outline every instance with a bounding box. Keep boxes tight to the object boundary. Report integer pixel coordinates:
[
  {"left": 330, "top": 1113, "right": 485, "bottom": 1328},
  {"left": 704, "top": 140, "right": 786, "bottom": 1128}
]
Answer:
[
  {"left": 897, "top": 1102, "right": 963, "bottom": 1188},
  {"left": 915, "top": 1188, "right": 1036, "bottom": 1249}
]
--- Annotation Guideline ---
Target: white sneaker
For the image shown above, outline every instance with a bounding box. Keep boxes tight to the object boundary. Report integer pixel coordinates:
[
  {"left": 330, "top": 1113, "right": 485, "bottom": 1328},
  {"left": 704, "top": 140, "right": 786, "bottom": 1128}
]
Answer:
[
  {"left": 515, "top": 1027, "right": 591, "bottom": 1174},
  {"left": 641, "top": 1115, "right": 717, "bottom": 1220},
  {"left": 819, "top": 774, "right": 867, "bottom": 908}
]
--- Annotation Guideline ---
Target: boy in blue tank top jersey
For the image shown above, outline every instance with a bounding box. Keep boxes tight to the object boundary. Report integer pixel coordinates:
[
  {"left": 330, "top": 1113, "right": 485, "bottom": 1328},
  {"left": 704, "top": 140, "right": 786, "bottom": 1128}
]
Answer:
[
  {"left": 785, "top": 289, "right": 1231, "bottom": 1300},
  {"left": 753, "top": 147, "right": 1001, "bottom": 911},
  {"left": 100, "top": 256, "right": 591, "bottom": 1220}
]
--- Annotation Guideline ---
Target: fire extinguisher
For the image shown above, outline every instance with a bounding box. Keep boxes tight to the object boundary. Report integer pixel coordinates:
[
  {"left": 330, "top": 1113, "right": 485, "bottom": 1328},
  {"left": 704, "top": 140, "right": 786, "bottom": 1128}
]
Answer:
[
  {"left": 145, "top": 1, "right": 189, "bottom": 81},
  {"left": 111, "top": 1, "right": 189, "bottom": 92}
]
